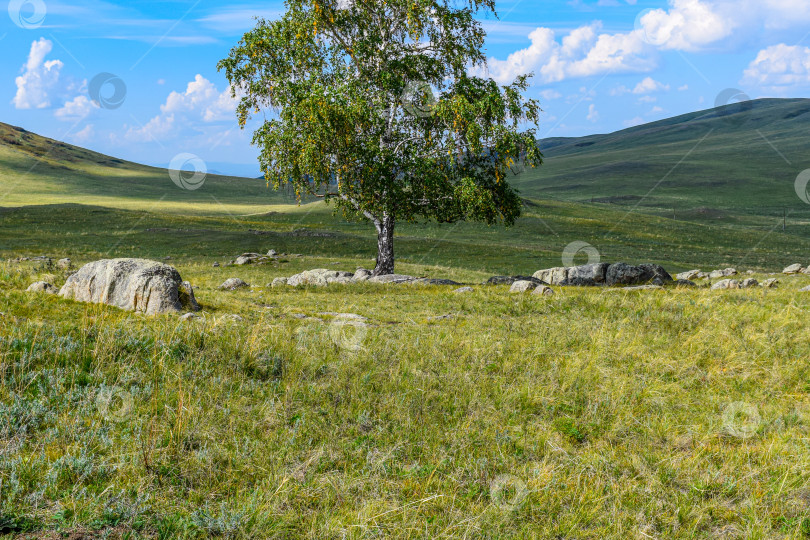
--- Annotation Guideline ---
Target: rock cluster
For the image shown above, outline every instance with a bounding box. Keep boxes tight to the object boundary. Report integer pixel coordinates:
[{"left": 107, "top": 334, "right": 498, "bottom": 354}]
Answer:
[{"left": 533, "top": 263, "right": 672, "bottom": 287}]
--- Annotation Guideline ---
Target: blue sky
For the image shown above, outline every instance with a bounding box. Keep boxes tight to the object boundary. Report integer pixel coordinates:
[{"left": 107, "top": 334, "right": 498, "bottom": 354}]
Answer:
[{"left": 3, "top": 0, "right": 810, "bottom": 176}]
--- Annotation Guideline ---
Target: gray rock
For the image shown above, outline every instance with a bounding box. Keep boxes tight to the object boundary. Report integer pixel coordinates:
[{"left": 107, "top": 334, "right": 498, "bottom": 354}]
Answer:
[
  {"left": 676, "top": 269, "right": 701, "bottom": 281},
  {"left": 532, "top": 267, "right": 569, "bottom": 286},
  {"left": 741, "top": 278, "right": 759, "bottom": 288},
  {"left": 411, "top": 278, "right": 462, "bottom": 286},
  {"left": 235, "top": 255, "right": 254, "bottom": 266},
  {"left": 487, "top": 275, "right": 547, "bottom": 286},
  {"left": 605, "top": 263, "right": 673, "bottom": 286},
  {"left": 267, "top": 249, "right": 278, "bottom": 257},
  {"left": 531, "top": 284, "right": 555, "bottom": 296},
  {"left": 709, "top": 268, "right": 737, "bottom": 279},
  {"left": 800, "top": 285, "right": 810, "bottom": 292},
  {"left": 675, "top": 280, "right": 697, "bottom": 287},
  {"left": 179, "top": 312, "right": 201, "bottom": 321},
  {"left": 212, "top": 262, "right": 220, "bottom": 268},
  {"left": 59, "top": 258, "right": 199, "bottom": 315},
  {"left": 366, "top": 274, "right": 416, "bottom": 284},
  {"left": 56, "top": 258, "right": 71, "bottom": 270},
  {"left": 783, "top": 263, "right": 804, "bottom": 274},
  {"left": 510, "top": 280, "right": 539, "bottom": 293},
  {"left": 288, "top": 269, "right": 354, "bottom": 286},
  {"left": 565, "top": 263, "right": 610, "bottom": 286},
  {"left": 220, "top": 278, "right": 250, "bottom": 290},
  {"left": 711, "top": 279, "right": 740, "bottom": 290},
  {"left": 454, "top": 287, "right": 474, "bottom": 293},
  {"left": 761, "top": 278, "right": 779, "bottom": 289},
  {"left": 27, "top": 281, "right": 57, "bottom": 294},
  {"left": 352, "top": 268, "right": 372, "bottom": 282},
  {"left": 271, "top": 277, "right": 288, "bottom": 287}
]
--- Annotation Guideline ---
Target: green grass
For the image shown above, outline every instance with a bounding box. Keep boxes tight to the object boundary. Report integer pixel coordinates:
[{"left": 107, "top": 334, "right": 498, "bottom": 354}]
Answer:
[{"left": 1, "top": 260, "right": 810, "bottom": 538}]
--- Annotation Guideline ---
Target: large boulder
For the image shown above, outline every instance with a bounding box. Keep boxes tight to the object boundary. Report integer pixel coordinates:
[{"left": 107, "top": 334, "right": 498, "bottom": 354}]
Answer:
[
  {"left": 59, "top": 259, "right": 199, "bottom": 315},
  {"left": 605, "top": 263, "right": 673, "bottom": 286},
  {"left": 566, "top": 263, "right": 610, "bottom": 286},
  {"left": 783, "top": 264, "right": 804, "bottom": 274},
  {"left": 532, "top": 267, "right": 569, "bottom": 286},
  {"left": 220, "top": 278, "right": 250, "bottom": 290},
  {"left": 510, "top": 280, "right": 539, "bottom": 293}
]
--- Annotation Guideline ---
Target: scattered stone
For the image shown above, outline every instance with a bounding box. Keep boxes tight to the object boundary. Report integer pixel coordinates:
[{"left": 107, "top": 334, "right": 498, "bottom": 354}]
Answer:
[
  {"left": 59, "top": 258, "right": 200, "bottom": 315},
  {"left": 783, "top": 264, "right": 805, "bottom": 274},
  {"left": 454, "top": 286, "right": 474, "bottom": 293},
  {"left": 746, "top": 270, "right": 756, "bottom": 275},
  {"left": 487, "top": 275, "right": 546, "bottom": 286},
  {"left": 267, "top": 249, "right": 278, "bottom": 257},
  {"left": 800, "top": 285, "right": 810, "bottom": 292},
  {"left": 676, "top": 269, "right": 701, "bottom": 281},
  {"left": 288, "top": 269, "right": 354, "bottom": 286},
  {"left": 27, "top": 281, "right": 57, "bottom": 294},
  {"left": 711, "top": 279, "right": 740, "bottom": 290},
  {"left": 605, "top": 263, "right": 673, "bottom": 287},
  {"left": 179, "top": 313, "right": 201, "bottom": 321},
  {"left": 709, "top": 268, "right": 737, "bottom": 279},
  {"left": 510, "top": 280, "right": 539, "bottom": 293},
  {"left": 56, "top": 258, "right": 72, "bottom": 270},
  {"left": 674, "top": 280, "right": 697, "bottom": 288},
  {"left": 741, "top": 278, "right": 759, "bottom": 289},
  {"left": 367, "top": 274, "right": 416, "bottom": 284},
  {"left": 220, "top": 278, "right": 250, "bottom": 290},
  {"left": 271, "top": 277, "right": 288, "bottom": 287},
  {"left": 761, "top": 278, "right": 779, "bottom": 289},
  {"left": 532, "top": 285, "right": 555, "bottom": 296},
  {"left": 212, "top": 262, "right": 220, "bottom": 268}
]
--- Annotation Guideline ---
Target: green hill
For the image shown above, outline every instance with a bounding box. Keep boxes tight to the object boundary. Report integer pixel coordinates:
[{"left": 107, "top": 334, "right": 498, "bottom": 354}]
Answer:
[{"left": 517, "top": 98, "right": 810, "bottom": 219}]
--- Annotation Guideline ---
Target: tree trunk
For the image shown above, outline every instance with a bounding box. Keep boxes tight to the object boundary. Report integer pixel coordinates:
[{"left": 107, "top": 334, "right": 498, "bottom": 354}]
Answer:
[{"left": 373, "top": 215, "right": 395, "bottom": 276}]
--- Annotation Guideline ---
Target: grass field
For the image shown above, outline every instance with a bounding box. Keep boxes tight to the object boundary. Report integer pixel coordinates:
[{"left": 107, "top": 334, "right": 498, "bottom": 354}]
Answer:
[
  {"left": 2, "top": 259, "right": 810, "bottom": 538},
  {"left": 2, "top": 104, "right": 810, "bottom": 538}
]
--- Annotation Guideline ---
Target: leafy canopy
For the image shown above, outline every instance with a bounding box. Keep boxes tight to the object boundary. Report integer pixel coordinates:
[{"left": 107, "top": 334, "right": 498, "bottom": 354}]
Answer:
[{"left": 218, "top": 0, "right": 542, "bottom": 226}]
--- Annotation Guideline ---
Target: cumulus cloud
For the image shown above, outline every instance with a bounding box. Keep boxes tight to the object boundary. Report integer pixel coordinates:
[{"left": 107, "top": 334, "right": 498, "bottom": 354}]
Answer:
[
  {"left": 13, "top": 38, "right": 64, "bottom": 109},
  {"left": 55, "top": 95, "right": 97, "bottom": 121},
  {"left": 126, "top": 75, "right": 236, "bottom": 142},
  {"left": 481, "top": 23, "right": 654, "bottom": 84},
  {"left": 633, "top": 77, "right": 670, "bottom": 94},
  {"left": 742, "top": 44, "right": 810, "bottom": 91},
  {"left": 70, "top": 124, "right": 95, "bottom": 144}
]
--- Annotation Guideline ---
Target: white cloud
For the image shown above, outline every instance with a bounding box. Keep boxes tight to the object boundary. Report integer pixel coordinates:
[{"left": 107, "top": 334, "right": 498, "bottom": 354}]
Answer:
[
  {"left": 539, "top": 89, "right": 562, "bottom": 100},
  {"left": 633, "top": 77, "right": 670, "bottom": 94},
  {"left": 637, "top": 95, "right": 657, "bottom": 103},
  {"left": 678, "top": 84, "right": 689, "bottom": 91},
  {"left": 650, "top": 106, "right": 665, "bottom": 114},
  {"left": 55, "top": 95, "right": 97, "bottom": 121},
  {"left": 481, "top": 23, "right": 654, "bottom": 84},
  {"left": 587, "top": 104, "right": 600, "bottom": 122},
  {"left": 70, "top": 124, "right": 95, "bottom": 144},
  {"left": 125, "top": 75, "right": 237, "bottom": 142},
  {"left": 742, "top": 44, "right": 810, "bottom": 91},
  {"left": 12, "top": 38, "right": 64, "bottom": 109}
]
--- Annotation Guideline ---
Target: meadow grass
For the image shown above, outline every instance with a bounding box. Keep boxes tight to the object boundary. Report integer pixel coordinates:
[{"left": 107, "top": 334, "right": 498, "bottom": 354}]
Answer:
[{"left": 1, "top": 259, "right": 810, "bottom": 539}]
